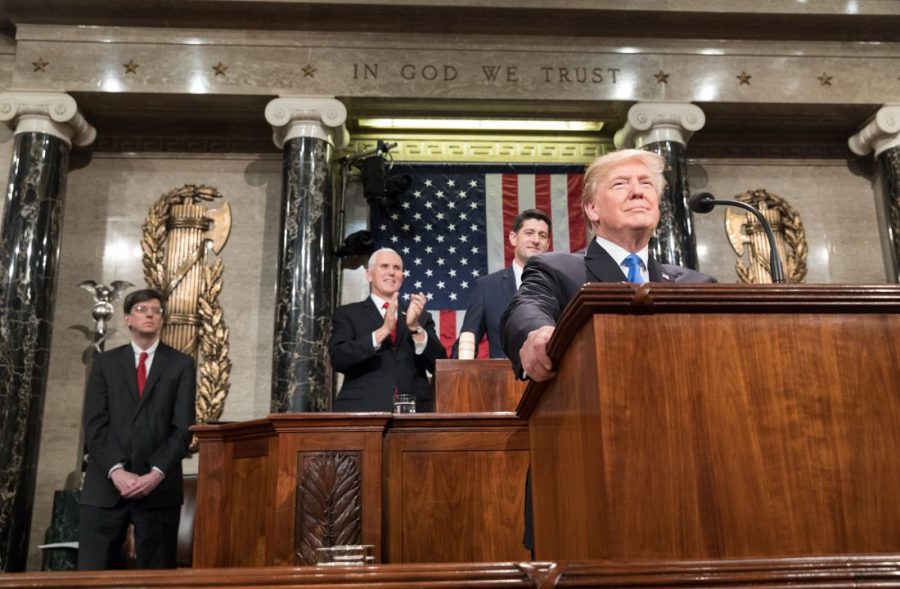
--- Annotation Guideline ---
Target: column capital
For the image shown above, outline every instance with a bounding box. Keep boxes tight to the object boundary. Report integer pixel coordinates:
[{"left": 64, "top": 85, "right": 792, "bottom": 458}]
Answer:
[
  {"left": 0, "top": 91, "right": 96, "bottom": 147},
  {"left": 265, "top": 96, "right": 349, "bottom": 150},
  {"left": 614, "top": 102, "right": 705, "bottom": 149},
  {"left": 848, "top": 104, "right": 900, "bottom": 157}
]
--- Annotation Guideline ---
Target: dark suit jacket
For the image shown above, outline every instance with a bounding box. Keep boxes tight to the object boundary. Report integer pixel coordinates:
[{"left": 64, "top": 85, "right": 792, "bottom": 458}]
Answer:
[
  {"left": 330, "top": 297, "right": 446, "bottom": 412},
  {"left": 501, "top": 239, "right": 717, "bottom": 375},
  {"left": 81, "top": 342, "right": 196, "bottom": 510},
  {"left": 453, "top": 266, "right": 517, "bottom": 359}
]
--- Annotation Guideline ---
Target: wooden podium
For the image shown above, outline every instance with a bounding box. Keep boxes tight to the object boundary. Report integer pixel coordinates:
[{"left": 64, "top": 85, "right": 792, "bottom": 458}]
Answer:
[
  {"left": 520, "top": 283, "right": 900, "bottom": 561},
  {"left": 434, "top": 359, "right": 526, "bottom": 412}
]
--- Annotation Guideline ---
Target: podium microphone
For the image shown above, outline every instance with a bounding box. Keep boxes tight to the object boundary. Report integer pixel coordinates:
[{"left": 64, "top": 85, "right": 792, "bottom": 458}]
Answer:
[{"left": 688, "top": 192, "right": 786, "bottom": 284}]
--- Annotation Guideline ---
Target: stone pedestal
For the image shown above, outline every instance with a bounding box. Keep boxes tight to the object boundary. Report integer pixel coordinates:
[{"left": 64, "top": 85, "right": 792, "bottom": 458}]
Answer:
[
  {"left": 265, "top": 97, "right": 348, "bottom": 412},
  {"left": 615, "top": 102, "right": 706, "bottom": 269}
]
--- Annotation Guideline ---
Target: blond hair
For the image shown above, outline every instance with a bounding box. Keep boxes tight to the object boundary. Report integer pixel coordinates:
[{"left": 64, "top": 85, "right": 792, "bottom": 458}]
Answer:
[{"left": 581, "top": 149, "right": 667, "bottom": 209}]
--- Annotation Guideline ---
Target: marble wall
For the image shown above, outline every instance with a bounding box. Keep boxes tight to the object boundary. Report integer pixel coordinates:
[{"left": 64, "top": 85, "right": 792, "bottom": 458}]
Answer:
[{"left": 4, "top": 145, "right": 885, "bottom": 568}]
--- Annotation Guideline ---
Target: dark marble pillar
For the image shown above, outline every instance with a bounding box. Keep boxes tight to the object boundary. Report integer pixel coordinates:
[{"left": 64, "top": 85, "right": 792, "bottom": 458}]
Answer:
[
  {"left": 0, "top": 92, "right": 95, "bottom": 572},
  {"left": 614, "top": 102, "right": 706, "bottom": 269},
  {"left": 265, "top": 97, "right": 348, "bottom": 412},
  {"left": 849, "top": 105, "right": 900, "bottom": 282}
]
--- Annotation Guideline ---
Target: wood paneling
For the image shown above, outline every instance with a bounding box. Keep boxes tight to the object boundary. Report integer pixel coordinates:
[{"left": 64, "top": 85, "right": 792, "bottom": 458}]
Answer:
[
  {"left": 434, "top": 359, "right": 525, "bottom": 413},
  {"left": 526, "top": 284, "right": 900, "bottom": 561},
  {"left": 383, "top": 415, "right": 531, "bottom": 564}
]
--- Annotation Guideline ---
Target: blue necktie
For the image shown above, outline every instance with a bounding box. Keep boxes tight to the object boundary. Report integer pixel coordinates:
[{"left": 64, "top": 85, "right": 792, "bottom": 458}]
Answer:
[{"left": 624, "top": 254, "right": 643, "bottom": 283}]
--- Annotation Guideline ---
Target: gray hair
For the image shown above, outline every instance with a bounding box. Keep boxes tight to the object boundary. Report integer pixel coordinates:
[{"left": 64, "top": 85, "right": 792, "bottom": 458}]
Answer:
[{"left": 367, "top": 247, "right": 402, "bottom": 270}]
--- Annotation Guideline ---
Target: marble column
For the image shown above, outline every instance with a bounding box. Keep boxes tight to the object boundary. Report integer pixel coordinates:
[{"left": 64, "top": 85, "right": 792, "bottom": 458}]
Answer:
[
  {"left": 0, "top": 91, "right": 95, "bottom": 572},
  {"left": 849, "top": 104, "right": 900, "bottom": 282},
  {"left": 265, "top": 97, "right": 348, "bottom": 413},
  {"left": 614, "top": 102, "right": 706, "bottom": 269}
]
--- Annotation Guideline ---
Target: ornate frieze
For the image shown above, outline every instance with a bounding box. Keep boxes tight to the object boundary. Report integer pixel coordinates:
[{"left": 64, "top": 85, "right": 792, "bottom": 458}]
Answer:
[{"left": 11, "top": 26, "right": 900, "bottom": 105}]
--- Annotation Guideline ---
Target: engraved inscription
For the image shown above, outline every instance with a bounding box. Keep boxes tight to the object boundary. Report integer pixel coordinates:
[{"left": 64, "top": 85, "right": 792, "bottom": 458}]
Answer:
[{"left": 350, "top": 63, "right": 623, "bottom": 85}]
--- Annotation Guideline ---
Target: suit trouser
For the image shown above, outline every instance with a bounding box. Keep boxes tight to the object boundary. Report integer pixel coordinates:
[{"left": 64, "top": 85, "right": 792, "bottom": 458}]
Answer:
[{"left": 78, "top": 500, "right": 180, "bottom": 570}]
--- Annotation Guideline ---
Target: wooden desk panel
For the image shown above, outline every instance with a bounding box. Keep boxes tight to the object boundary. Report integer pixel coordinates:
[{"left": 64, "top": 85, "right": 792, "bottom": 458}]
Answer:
[
  {"left": 383, "top": 415, "right": 531, "bottom": 564},
  {"left": 434, "top": 359, "right": 526, "bottom": 413}
]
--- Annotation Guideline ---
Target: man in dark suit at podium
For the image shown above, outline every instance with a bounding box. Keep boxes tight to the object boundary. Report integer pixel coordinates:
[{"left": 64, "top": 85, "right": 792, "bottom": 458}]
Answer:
[
  {"left": 453, "top": 208, "right": 551, "bottom": 359},
  {"left": 501, "top": 149, "right": 716, "bottom": 553},
  {"left": 330, "top": 247, "right": 446, "bottom": 412},
  {"left": 78, "top": 288, "right": 195, "bottom": 569},
  {"left": 502, "top": 148, "right": 716, "bottom": 380}
]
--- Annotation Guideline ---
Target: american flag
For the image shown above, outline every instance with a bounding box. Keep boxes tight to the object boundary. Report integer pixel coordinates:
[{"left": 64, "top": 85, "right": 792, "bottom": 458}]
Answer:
[{"left": 371, "top": 163, "right": 588, "bottom": 357}]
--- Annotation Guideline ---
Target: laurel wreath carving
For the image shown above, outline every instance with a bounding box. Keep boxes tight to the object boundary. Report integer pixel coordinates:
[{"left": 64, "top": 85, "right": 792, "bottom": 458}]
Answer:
[
  {"left": 732, "top": 189, "right": 808, "bottom": 284},
  {"left": 295, "top": 452, "right": 362, "bottom": 565},
  {"left": 141, "top": 185, "right": 231, "bottom": 445}
]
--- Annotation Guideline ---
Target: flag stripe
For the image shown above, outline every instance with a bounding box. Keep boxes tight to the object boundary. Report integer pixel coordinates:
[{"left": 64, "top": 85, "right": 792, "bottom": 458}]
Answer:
[
  {"left": 502, "top": 174, "right": 519, "bottom": 267},
  {"left": 485, "top": 174, "right": 504, "bottom": 274},
  {"left": 550, "top": 174, "right": 571, "bottom": 253},
  {"left": 534, "top": 174, "right": 553, "bottom": 252},
  {"left": 437, "top": 309, "right": 457, "bottom": 357},
  {"left": 568, "top": 173, "right": 588, "bottom": 252}
]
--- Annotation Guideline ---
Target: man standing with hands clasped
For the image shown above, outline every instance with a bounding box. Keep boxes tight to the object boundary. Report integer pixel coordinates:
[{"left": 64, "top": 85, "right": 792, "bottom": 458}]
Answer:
[
  {"left": 78, "top": 288, "right": 195, "bottom": 570},
  {"left": 330, "top": 247, "right": 446, "bottom": 412}
]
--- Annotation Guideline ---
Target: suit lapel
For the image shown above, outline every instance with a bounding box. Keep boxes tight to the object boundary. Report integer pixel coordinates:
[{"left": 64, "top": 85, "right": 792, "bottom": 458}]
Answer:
[
  {"left": 501, "top": 266, "right": 517, "bottom": 299},
  {"left": 584, "top": 240, "right": 629, "bottom": 283},
  {"left": 116, "top": 345, "right": 140, "bottom": 401},
  {"left": 648, "top": 258, "right": 674, "bottom": 282},
  {"left": 140, "top": 343, "right": 168, "bottom": 402}
]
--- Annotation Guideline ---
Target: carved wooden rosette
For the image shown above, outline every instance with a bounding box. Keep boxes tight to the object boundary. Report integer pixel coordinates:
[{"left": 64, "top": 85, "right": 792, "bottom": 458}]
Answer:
[
  {"left": 294, "top": 452, "right": 362, "bottom": 565},
  {"left": 141, "top": 184, "right": 232, "bottom": 445},
  {"left": 725, "top": 189, "right": 808, "bottom": 284}
]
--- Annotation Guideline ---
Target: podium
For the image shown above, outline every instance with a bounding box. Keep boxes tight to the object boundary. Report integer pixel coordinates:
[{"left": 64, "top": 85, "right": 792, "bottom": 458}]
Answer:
[
  {"left": 434, "top": 359, "right": 526, "bottom": 412},
  {"left": 519, "top": 283, "right": 900, "bottom": 561}
]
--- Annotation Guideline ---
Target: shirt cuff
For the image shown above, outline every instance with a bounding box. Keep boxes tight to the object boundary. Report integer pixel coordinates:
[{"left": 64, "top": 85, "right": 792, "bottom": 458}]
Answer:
[
  {"left": 413, "top": 331, "right": 428, "bottom": 355},
  {"left": 107, "top": 463, "right": 124, "bottom": 478},
  {"left": 151, "top": 466, "right": 166, "bottom": 478}
]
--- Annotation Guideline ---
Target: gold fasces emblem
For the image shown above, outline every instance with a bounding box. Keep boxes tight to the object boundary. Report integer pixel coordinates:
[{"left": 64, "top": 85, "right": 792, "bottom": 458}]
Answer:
[
  {"left": 725, "top": 189, "right": 807, "bottom": 284},
  {"left": 142, "top": 185, "right": 232, "bottom": 446}
]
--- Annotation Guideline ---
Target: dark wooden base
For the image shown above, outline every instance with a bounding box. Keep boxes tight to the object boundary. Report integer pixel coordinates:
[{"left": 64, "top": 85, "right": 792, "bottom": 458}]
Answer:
[{"left": 3, "top": 555, "right": 900, "bottom": 588}]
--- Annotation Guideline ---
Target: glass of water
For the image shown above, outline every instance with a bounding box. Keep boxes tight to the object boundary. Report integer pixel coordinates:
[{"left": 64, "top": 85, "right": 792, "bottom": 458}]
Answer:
[{"left": 393, "top": 392, "right": 416, "bottom": 414}]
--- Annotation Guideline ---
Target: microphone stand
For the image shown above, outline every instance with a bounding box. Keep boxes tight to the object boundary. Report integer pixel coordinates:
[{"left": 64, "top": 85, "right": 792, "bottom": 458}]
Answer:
[{"left": 690, "top": 193, "right": 786, "bottom": 284}]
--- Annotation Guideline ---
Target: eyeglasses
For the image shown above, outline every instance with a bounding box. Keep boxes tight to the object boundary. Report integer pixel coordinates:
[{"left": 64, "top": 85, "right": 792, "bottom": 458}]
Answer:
[{"left": 131, "top": 305, "right": 164, "bottom": 316}]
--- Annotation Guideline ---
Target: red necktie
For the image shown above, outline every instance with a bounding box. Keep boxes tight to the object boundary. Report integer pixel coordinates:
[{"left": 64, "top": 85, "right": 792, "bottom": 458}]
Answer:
[
  {"left": 137, "top": 351, "right": 148, "bottom": 397},
  {"left": 382, "top": 302, "right": 396, "bottom": 346}
]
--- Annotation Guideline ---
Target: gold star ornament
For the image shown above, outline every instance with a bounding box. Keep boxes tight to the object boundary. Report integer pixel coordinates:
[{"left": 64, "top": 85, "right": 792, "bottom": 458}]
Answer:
[
  {"left": 212, "top": 62, "right": 228, "bottom": 77},
  {"left": 302, "top": 64, "right": 317, "bottom": 78},
  {"left": 32, "top": 58, "right": 49, "bottom": 72},
  {"left": 654, "top": 70, "right": 670, "bottom": 84},
  {"left": 123, "top": 59, "right": 140, "bottom": 74},
  {"left": 817, "top": 73, "right": 833, "bottom": 86},
  {"left": 736, "top": 71, "right": 752, "bottom": 85}
]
